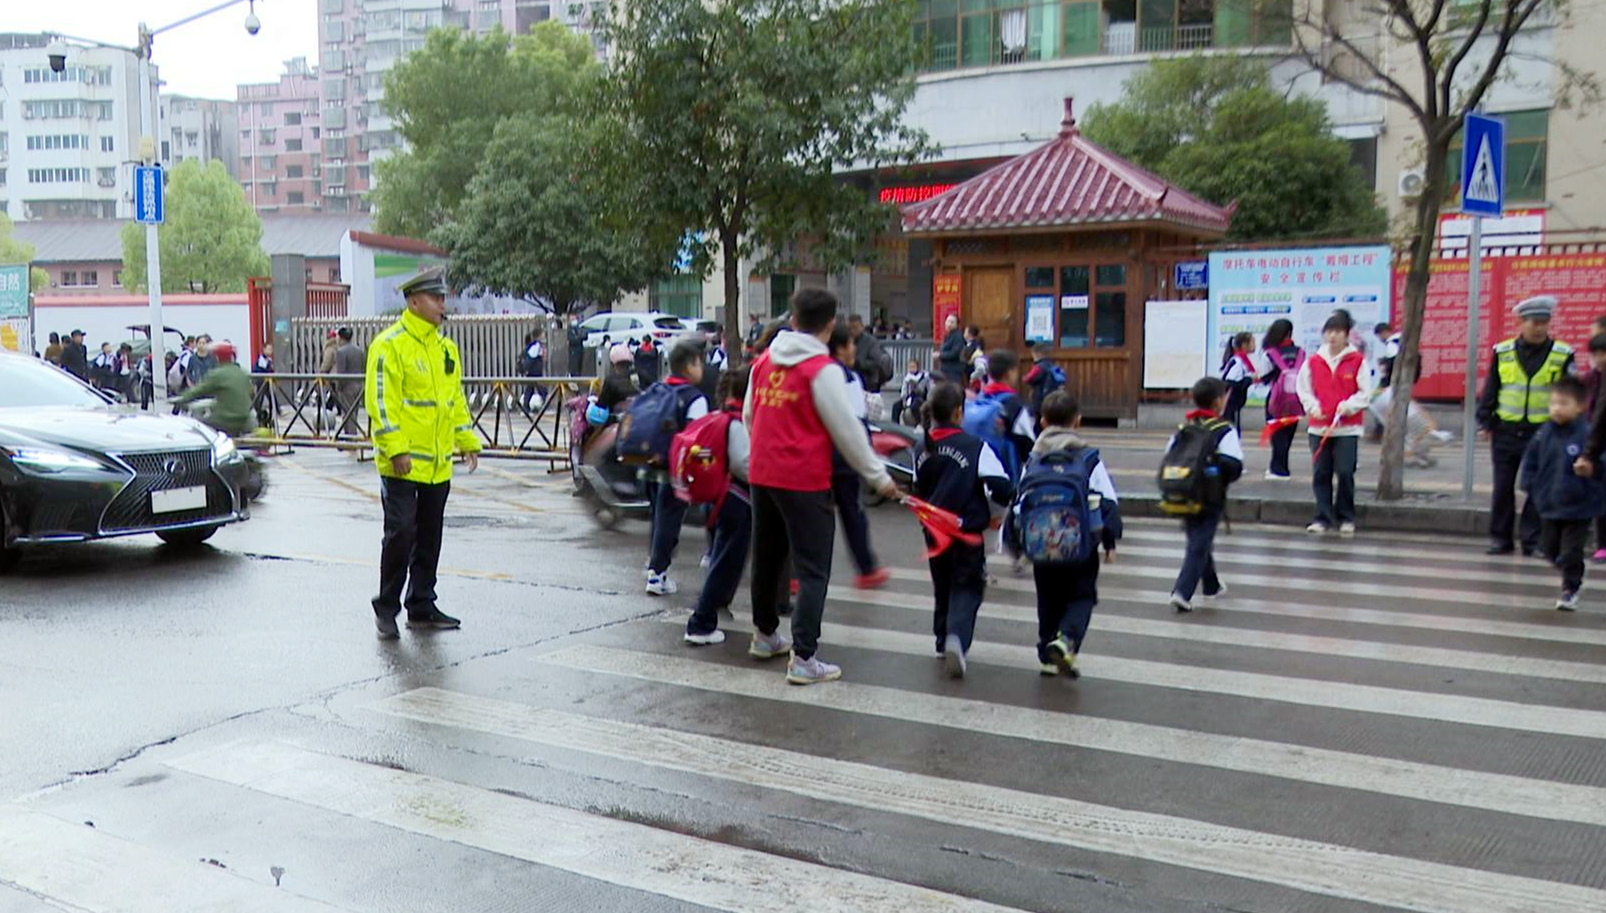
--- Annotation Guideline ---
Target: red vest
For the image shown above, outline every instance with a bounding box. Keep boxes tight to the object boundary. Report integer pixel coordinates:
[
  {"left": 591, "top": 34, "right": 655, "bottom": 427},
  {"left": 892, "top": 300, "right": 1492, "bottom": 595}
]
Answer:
[
  {"left": 1308, "top": 350, "right": 1366, "bottom": 430},
  {"left": 748, "top": 351, "right": 835, "bottom": 491}
]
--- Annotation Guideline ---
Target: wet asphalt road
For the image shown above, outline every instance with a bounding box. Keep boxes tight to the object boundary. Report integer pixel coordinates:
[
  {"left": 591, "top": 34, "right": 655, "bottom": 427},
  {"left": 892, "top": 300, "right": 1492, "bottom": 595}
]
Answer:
[{"left": 2, "top": 446, "right": 1603, "bottom": 912}]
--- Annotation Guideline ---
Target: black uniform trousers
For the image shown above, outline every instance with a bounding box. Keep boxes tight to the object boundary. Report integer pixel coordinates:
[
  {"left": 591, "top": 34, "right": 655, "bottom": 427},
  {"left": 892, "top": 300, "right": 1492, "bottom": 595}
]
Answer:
[
  {"left": 374, "top": 477, "right": 451, "bottom": 618},
  {"left": 1490, "top": 427, "right": 1541, "bottom": 551}
]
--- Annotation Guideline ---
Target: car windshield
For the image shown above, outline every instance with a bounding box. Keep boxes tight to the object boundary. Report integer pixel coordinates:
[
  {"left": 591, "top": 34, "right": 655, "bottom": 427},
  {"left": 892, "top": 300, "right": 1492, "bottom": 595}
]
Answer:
[
  {"left": 653, "top": 317, "right": 685, "bottom": 329},
  {"left": 0, "top": 357, "right": 110, "bottom": 408}
]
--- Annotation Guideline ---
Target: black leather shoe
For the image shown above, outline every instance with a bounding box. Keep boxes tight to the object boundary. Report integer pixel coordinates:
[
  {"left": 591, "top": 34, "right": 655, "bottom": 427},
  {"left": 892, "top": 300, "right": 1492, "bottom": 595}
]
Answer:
[
  {"left": 1521, "top": 546, "right": 1538, "bottom": 558},
  {"left": 374, "top": 611, "right": 400, "bottom": 641},
  {"left": 1486, "top": 543, "right": 1515, "bottom": 556},
  {"left": 406, "top": 609, "right": 462, "bottom": 630}
]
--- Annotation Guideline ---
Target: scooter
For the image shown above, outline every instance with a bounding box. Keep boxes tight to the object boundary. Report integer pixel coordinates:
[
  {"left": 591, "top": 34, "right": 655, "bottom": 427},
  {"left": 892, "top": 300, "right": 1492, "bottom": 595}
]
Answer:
[
  {"left": 566, "top": 395, "right": 652, "bottom": 530},
  {"left": 865, "top": 420, "right": 919, "bottom": 506},
  {"left": 183, "top": 399, "right": 268, "bottom": 506}
]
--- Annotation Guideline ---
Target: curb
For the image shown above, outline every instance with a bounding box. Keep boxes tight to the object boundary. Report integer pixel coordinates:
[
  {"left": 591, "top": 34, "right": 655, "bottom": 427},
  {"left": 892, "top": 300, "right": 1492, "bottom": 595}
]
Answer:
[{"left": 1120, "top": 493, "right": 1490, "bottom": 536}]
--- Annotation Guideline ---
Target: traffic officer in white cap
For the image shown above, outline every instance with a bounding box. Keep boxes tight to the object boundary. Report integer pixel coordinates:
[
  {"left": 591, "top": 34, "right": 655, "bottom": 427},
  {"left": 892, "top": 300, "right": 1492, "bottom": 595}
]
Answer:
[
  {"left": 1476, "top": 294, "right": 1574, "bottom": 556},
  {"left": 364, "top": 266, "right": 481, "bottom": 639}
]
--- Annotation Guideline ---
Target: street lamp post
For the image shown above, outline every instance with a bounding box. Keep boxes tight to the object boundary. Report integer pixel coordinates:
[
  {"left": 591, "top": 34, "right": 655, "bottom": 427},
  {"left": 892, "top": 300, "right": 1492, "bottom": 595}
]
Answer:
[{"left": 48, "top": 0, "right": 262, "bottom": 404}]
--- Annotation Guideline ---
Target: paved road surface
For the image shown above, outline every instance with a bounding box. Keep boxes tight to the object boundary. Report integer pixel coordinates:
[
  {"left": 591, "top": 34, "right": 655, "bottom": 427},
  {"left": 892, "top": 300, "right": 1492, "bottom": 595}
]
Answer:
[{"left": 0, "top": 450, "right": 1599, "bottom": 912}]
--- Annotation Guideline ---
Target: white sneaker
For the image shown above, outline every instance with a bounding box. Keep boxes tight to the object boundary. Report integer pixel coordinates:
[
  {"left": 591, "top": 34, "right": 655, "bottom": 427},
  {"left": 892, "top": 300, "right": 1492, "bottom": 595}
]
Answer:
[
  {"left": 1169, "top": 592, "right": 1193, "bottom": 613},
  {"left": 1557, "top": 588, "right": 1581, "bottom": 612},
  {"left": 1306, "top": 522, "right": 1330, "bottom": 535},
  {"left": 646, "top": 572, "right": 679, "bottom": 596},
  {"left": 1264, "top": 470, "right": 1291, "bottom": 481},
  {"left": 787, "top": 653, "right": 843, "bottom": 685},
  {"left": 1431, "top": 430, "right": 1454, "bottom": 443},
  {"left": 943, "top": 634, "right": 967, "bottom": 679},
  {"left": 749, "top": 629, "right": 792, "bottom": 659},
  {"left": 1201, "top": 584, "right": 1228, "bottom": 601},
  {"left": 1338, "top": 522, "right": 1357, "bottom": 538},
  {"left": 699, "top": 553, "right": 712, "bottom": 570},
  {"left": 684, "top": 628, "right": 726, "bottom": 646}
]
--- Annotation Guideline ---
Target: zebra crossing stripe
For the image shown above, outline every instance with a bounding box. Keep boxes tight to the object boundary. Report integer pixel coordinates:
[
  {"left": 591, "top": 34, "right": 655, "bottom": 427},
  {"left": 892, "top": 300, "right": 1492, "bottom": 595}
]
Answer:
[
  {"left": 832, "top": 587, "right": 1606, "bottom": 684},
  {"left": 882, "top": 567, "right": 1606, "bottom": 647},
  {"left": 1113, "top": 526, "right": 1554, "bottom": 572},
  {"left": 540, "top": 643, "right": 1606, "bottom": 828},
  {"left": 1029, "top": 542, "right": 1555, "bottom": 586},
  {"left": 703, "top": 614, "right": 1606, "bottom": 739},
  {"left": 367, "top": 687, "right": 1606, "bottom": 913},
  {"left": 165, "top": 740, "right": 1027, "bottom": 913},
  {"left": 0, "top": 807, "right": 344, "bottom": 912}
]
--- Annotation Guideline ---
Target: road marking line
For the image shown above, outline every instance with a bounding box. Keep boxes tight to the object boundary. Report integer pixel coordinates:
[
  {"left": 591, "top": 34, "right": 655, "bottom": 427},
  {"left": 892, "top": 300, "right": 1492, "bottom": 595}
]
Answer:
[
  {"left": 1119, "top": 517, "right": 1493, "bottom": 547},
  {"left": 1033, "top": 542, "right": 1554, "bottom": 586},
  {"left": 369, "top": 688, "right": 1606, "bottom": 913},
  {"left": 0, "top": 807, "right": 345, "bottom": 911},
  {"left": 539, "top": 644, "right": 1606, "bottom": 827},
  {"left": 246, "top": 550, "right": 512, "bottom": 582},
  {"left": 275, "top": 457, "right": 380, "bottom": 503},
  {"left": 831, "top": 588, "right": 1606, "bottom": 683},
  {"left": 880, "top": 569, "right": 1606, "bottom": 646},
  {"left": 1111, "top": 525, "right": 1551, "bottom": 570},
  {"left": 676, "top": 615, "right": 1606, "bottom": 740},
  {"left": 166, "top": 740, "right": 1026, "bottom": 913},
  {"left": 1103, "top": 466, "right": 1493, "bottom": 495}
]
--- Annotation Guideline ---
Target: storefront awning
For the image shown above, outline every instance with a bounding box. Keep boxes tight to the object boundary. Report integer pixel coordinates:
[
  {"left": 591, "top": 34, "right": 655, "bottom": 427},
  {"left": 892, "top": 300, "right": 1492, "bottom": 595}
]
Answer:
[{"left": 901, "top": 99, "right": 1234, "bottom": 238}]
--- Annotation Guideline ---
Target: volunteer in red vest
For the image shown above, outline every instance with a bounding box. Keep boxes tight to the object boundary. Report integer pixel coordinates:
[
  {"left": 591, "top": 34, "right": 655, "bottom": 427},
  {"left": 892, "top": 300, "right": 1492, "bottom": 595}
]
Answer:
[
  {"left": 1296, "top": 313, "right": 1375, "bottom": 537},
  {"left": 744, "top": 289, "right": 898, "bottom": 686}
]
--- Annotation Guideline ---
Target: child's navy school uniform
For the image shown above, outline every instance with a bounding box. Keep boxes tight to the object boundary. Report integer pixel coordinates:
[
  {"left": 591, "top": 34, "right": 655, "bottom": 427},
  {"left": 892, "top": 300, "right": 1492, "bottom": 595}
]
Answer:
[
  {"left": 1027, "top": 429, "right": 1122, "bottom": 665},
  {"left": 915, "top": 424, "right": 1015, "bottom": 654},
  {"left": 1169, "top": 410, "right": 1245, "bottom": 603},
  {"left": 831, "top": 361, "right": 879, "bottom": 576},
  {"left": 1520, "top": 416, "right": 1606, "bottom": 596},
  {"left": 977, "top": 381, "right": 1036, "bottom": 479}
]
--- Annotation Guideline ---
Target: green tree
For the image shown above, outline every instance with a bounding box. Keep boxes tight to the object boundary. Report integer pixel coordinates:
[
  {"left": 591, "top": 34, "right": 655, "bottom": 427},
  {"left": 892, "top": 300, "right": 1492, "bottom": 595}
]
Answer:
[
  {"left": 603, "top": 0, "right": 932, "bottom": 348},
  {"left": 433, "top": 113, "right": 670, "bottom": 316},
  {"left": 372, "top": 22, "right": 598, "bottom": 238},
  {"left": 0, "top": 213, "right": 50, "bottom": 298},
  {"left": 119, "top": 160, "right": 268, "bottom": 294},
  {"left": 1083, "top": 56, "right": 1386, "bottom": 241},
  {"left": 1287, "top": 0, "right": 1597, "bottom": 500}
]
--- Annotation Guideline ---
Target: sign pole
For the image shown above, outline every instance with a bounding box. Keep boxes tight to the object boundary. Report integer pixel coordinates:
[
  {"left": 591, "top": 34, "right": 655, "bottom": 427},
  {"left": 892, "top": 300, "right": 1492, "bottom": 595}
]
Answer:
[
  {"left": 1462, "top": 217, "right": 1483, "bottom": 500},
  {"left": 137, "top": 34, "right": 166, "bottom": 404}
]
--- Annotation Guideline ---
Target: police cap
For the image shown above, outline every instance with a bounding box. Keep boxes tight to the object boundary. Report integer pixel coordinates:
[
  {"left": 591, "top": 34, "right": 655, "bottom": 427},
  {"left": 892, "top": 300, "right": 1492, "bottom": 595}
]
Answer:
[
  {"left": 398, "top": 266, "right": 449, "bottom": 298},
  {"left": 1513, "top": 295, "right": 1557, "bottom": 320}
]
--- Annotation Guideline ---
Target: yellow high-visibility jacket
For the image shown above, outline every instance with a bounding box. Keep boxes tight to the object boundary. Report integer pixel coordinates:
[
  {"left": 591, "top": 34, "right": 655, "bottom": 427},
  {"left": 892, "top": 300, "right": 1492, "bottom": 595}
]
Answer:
[{"left": 365, "top": 309, "right": 480, "bottom": 484}]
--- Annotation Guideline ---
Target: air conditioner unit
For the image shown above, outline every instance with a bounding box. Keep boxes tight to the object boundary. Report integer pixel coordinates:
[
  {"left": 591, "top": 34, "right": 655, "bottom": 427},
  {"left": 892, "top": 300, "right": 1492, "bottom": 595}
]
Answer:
[{"left": 1398, "top": 169, "right": 1426, "bottom": 199}]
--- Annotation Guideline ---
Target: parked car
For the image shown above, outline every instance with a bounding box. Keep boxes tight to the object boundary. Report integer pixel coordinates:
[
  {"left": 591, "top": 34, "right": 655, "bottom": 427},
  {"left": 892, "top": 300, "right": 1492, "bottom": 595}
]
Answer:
[
  {"left": 574, "top": 312, "right": 697, "bottom": 352},
  {"left": 0, "top": 352, "right": 251, "bottom": 571}
]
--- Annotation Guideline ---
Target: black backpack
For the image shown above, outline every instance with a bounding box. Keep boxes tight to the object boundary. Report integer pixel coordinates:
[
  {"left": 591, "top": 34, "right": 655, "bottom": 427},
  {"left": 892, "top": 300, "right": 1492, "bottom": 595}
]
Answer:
[{"left": 1156, "top": 417, "right": 1230, "bottom": 516}]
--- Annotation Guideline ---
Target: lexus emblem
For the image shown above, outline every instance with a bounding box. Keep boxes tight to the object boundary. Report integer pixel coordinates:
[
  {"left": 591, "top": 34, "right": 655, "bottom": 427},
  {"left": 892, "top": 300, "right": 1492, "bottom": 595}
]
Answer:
[{"left": 164, "top": 458, "right": 185, "bottom": 479}]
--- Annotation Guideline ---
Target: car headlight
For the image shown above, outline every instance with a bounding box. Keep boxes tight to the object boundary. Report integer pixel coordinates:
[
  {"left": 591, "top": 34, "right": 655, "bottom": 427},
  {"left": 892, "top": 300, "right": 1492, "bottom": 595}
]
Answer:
[
  {"left": 212, "top": 432, "right": 241, "bottom": 463},
  {"left": 2, "top": 446, "right": 104, "bottom": 473}
]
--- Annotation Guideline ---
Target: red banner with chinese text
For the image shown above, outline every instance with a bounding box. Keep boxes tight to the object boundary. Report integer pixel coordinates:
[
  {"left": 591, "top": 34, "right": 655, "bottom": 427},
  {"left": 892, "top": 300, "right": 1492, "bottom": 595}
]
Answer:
[
  {"left": 1401, "top": 252, "right": 1606, "bottom": 399},
  {"left": 933, "top": 273, "right": 961, "bottom": 337}
]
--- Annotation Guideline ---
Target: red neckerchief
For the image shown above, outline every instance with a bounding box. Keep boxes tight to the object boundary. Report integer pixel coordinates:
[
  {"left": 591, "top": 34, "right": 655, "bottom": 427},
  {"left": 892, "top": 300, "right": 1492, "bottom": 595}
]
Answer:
[
  {"left": 1234, "top": 351, "right": 1254, "bottom": 372},
  {"left": 981, "top": 382, "right": 1015, "bottom": 397},
  {"left": 665, "top": 375, "right": 692, "bottom": 386},
  {"left": 1185, "top": 408, "right": 1222, "bottom": 421},
  {"left": 723, "top": 399, "right": 742, "bottom": 413},
  {"left": 930, "top": 426, "right": 963, "bottom": 441}
]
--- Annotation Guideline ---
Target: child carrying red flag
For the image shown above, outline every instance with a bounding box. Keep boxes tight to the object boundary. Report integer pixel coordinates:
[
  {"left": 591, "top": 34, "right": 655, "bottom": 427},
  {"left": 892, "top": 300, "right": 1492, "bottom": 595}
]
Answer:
[{"left": 914, "top": 382, "right": 1017, "bottom": 678}]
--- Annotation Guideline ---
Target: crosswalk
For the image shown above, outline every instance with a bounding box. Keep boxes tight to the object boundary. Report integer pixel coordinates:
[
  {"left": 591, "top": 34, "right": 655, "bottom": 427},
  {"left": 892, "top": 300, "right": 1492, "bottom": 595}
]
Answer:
[{"left": 6, "top": 518, "right": 1604, "bottom": 912}]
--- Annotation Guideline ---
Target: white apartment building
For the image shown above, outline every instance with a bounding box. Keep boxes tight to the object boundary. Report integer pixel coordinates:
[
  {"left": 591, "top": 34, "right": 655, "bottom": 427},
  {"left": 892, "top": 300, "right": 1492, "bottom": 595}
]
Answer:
[
  {"left": 158, "top": 94, "right": 240, "bottom": 179},
  {"left": 0, "top": 33, "right": 152, "bottom": 223}
]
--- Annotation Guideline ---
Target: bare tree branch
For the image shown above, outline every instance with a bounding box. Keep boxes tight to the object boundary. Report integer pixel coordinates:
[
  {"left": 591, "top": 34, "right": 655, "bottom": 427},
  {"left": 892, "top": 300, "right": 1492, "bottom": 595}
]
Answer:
[
  {"left": 1285, "top": 6, "right": 1425, "bottom": 118},
  {"left": 1441, "top": 0, "right": 1496, "bottom": 116},
  {"left": 1454, "top": 0, "right": 1546, "bottom": 121}
]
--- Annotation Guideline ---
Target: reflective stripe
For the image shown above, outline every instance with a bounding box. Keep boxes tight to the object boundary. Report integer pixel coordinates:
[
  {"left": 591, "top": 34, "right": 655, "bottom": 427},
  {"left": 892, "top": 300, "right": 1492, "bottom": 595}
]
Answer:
[
  {"left": 454, "top": 423, "right": 473, "bottom": 432},
  {"left": 404, "top": 399, "right": 437, "bottom": 407},
  {"left": 408, "top": 452, "right": 439, "bottom": 462},
  {"left": 375, "top": 424, "right": 401, "bottom": 435},
  {"left": 1493, "top": 339, "right": 1571, "bottom": 424},
  {"left": 375, "top": 355, "right": 394, "bottom": 430}
]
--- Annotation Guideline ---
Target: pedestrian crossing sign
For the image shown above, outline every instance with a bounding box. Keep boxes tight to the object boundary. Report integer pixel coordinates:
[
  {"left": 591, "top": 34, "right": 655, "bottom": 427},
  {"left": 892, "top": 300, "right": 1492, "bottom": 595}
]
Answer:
[{"left": 1461, "top": 113, "right": 1504, "bottom": 217}]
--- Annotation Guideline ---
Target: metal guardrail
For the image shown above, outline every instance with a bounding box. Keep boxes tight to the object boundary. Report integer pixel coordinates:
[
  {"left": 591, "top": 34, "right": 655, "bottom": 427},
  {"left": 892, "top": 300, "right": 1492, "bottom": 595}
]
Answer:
[
  {"left": 881, "top": 337, "right": 936, "bottom": 374},
  {"left": 241, "top": 372, "right": 591, "bottom": 469},
  {"left": 290, "top": 315, "right": 550, "bottom": 378}
]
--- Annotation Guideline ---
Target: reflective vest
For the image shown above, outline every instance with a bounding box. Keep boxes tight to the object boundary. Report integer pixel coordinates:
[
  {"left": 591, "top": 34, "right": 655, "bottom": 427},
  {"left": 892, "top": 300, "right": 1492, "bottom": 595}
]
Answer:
[
  {"left": 1493, "top": 337, "right": 1573, "bottom": 425},
  {"left": 365, "top": 309, "right": 482, "bottom": 484}
]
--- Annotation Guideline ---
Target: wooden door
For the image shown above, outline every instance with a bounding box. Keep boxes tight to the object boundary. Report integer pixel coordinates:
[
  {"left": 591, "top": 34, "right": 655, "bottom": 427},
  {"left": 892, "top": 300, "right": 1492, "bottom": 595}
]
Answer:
[{"left": 965, "top": 268, "right": 1015, "bottom": 354}]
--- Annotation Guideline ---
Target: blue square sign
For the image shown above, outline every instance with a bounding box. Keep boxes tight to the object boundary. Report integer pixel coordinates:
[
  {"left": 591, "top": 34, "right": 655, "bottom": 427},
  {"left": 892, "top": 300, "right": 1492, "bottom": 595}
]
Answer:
[
  {"left": 134, "top": 165, "right": 164, "bottom": 224},
  {"left": 1174, "top": 260, "right": 1208, "bottom": 291},
  {"left": 1461, "top": 113, "right": 1504, "bottom": 217}
]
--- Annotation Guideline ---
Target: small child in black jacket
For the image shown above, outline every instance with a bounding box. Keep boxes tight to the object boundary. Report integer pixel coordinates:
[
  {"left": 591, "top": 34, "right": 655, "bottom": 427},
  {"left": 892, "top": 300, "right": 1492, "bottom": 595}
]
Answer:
[
  {"left": 1521, "top": 375, "right": 1606, "bottom": 611},
  {"left": 1168, "top": 377, "right": 1246, "bottom": 612},
  {"left": 1028, "top": 391, "right": 1122, "bottom": 679},
  {"left": 915, "top": 382, "right": 1016, "bottom": 678}
]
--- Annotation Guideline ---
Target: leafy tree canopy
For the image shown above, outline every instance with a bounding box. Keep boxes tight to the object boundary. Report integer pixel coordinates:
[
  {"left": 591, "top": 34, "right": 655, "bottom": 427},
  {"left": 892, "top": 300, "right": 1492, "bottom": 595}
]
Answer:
[
  {"left": 1083, "top": 56, "right": 1386, "bottom": 241},
  {"left": 119, "top": 159, "right": 268, "bottom": 294}
]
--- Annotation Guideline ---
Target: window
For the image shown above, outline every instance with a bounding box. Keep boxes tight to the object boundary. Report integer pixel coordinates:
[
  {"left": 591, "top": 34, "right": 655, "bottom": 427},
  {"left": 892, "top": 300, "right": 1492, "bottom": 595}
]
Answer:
[
  {"left": 27, "top": 167, "right": 90, "bottom": 184},
  {"left": 260, "top": 129, "right": 276, "bottom": 145},
  {"left": 1446, "top": 109, "right": 1548, "bottom": 205},
  {"left": 328, "top": 266, "right": 342, "bottom": 282},
  {"left": 287, "top": 165, "right": 304, "bottom": 178},
  {"left": 312, "top": 127, "right": 322, "bottom": 139},
  {"left": 101, "top": 135, "right": 114, "bottom": 153},
  {"left": 1016, "top": 262, "right": 1128, "bottom": 349},
  {"left": 96, "top": 167, "right": 115, "bottom": 188},
  {"left": 161, "top": 140, "right": 171, "bottom": 160},
  {"left": 80, "top": 271, "right": 98, "bottom": 287},
  {"left": 286, "top": 139, "right": 303, "bottom": 152},
  {"left": 288, "top": 191, "right": 305, "bottom": 205},
  {"left": 113, "top": 270, "right": 123, "bottom": 287},
  {"left": 259, "top": 102, "right": 275, "bottom": 115},
  {"left": 59, "top": 271, "right": 77, "bottom": 287}
]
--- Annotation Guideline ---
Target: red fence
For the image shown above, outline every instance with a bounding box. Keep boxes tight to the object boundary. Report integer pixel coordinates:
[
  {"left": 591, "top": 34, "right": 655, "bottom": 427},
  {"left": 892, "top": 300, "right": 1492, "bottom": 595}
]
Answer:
[
  {"left": 247, "top": 277, "right": 351, "bottom": 362},
  {"left": 1397, "top": 247, "right": 1606, "bottom": 399}
]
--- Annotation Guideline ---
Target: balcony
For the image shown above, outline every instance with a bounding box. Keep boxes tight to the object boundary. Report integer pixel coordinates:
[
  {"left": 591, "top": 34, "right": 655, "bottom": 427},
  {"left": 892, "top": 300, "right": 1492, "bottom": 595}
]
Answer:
[{"left": 913, "top": 0, "right": 1293, "bottom": 74}]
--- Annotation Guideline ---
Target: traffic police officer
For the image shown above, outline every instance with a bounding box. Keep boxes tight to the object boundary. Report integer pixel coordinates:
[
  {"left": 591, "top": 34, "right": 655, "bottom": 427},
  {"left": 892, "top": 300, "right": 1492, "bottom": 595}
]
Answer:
[
  {"left": 1477, "top": 295, "right": 1574, "bottom": 556},
  {"left": 365, "top": 266, "right": 482, "bottom": 639}
]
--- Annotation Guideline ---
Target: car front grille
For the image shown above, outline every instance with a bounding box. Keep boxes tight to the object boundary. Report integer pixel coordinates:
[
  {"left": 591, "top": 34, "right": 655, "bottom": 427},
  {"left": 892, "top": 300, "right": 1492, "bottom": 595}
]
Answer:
[{"left": 101, "top": 449, "right": 233, "bottom": 533}]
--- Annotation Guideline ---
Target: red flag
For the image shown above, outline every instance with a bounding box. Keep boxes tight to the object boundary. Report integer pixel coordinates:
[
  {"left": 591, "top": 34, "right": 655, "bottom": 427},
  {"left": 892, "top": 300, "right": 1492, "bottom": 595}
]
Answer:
[
  {"left": 1259, "top": 415, "right": 1301, "bottom": 447},
  {"left": 1310, "top": 422, "right": 1337, "bottom": 463},
  {"left": 904, "top": 496, "right": 983, "bottom": 559}
]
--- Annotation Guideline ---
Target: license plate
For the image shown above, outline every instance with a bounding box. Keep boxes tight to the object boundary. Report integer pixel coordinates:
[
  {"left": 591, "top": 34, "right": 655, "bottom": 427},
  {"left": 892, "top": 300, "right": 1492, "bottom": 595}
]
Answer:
[{"left": 150, "top": 485, "right": 207, "bottom": 514}]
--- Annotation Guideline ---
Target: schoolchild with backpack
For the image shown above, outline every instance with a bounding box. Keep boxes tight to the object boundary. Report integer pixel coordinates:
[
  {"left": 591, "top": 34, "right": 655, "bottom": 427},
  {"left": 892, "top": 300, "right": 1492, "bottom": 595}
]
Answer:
[
  {"left": 620, "top": 340, "right": 709, "bottom": 595},
  {"left": 915, "top": 382, "right": 1017, "bottom": 678},
  {"left": 1023, "top": 342, "right": 1067, "bottom": 423},
  {"left": 828, "top": 325, "right": 889, "bottom": 588},
  {"left": 681, "top": 370, "right": 752, "bottom": 644},
  {"left": 1261, "top": 319, "right": 1305, "bottom": 480},
  {"left": 1016, "top": 391, "right": 1121, "bottom": 678},
  {"left": 1219, "top": 332, "right": 1256, "bottom": 431},
  {"left": 964, "top": 349, "right": 1036, "bottom": 481},
  {"left": 1162, "top": 377, "right": 1245, "bottom": 612}
]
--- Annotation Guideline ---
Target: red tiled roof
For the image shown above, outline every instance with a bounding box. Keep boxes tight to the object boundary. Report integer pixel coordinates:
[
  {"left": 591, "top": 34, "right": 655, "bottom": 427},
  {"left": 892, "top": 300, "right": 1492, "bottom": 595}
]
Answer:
[
  {"left": 348, "top": 230, "right": 447, "bottom": 256},
  {"left": 901, "top": 100, "right": 1234, "bottom": 237}
]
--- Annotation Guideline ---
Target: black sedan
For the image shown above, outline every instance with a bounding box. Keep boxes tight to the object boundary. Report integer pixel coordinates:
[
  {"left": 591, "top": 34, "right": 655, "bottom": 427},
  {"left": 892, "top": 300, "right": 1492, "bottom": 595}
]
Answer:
[{"left": 0, "top": 352, "right": 250, "bottom": 570}]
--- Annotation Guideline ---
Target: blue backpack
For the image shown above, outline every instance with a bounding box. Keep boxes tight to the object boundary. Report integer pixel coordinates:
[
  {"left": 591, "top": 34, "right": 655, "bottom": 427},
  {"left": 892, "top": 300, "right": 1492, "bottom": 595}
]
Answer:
[
  {"left": 618, "top": 381, "right": 685, "bottom": 465},
  {"left": 1010, "top": 448, "right": 1103, "bottom": 566},
  {"left": 962, "top": 391, "right": 1019, "bottom": 478}
]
